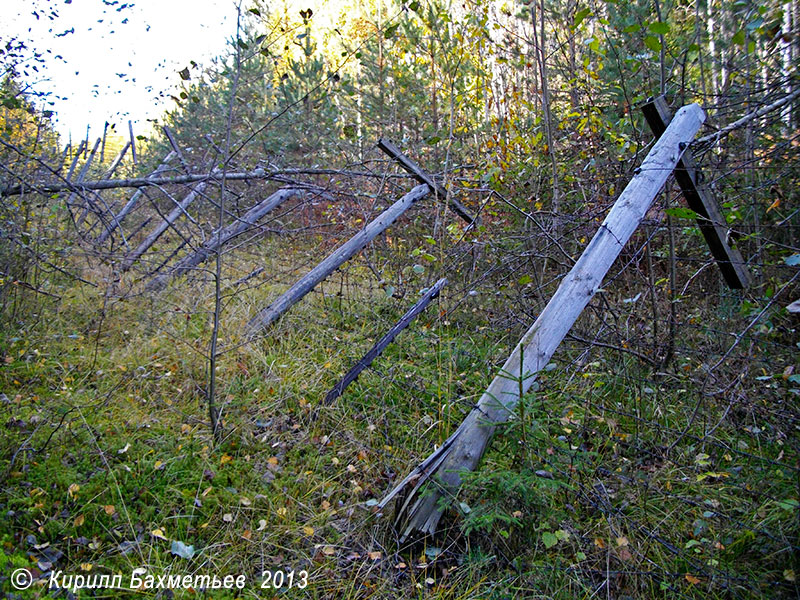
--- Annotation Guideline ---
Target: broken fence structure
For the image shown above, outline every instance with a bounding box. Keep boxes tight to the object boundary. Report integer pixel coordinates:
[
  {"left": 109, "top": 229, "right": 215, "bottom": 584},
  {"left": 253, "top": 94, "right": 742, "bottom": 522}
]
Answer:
[
  {"left": 1, "top": 99, "right": 763, "bottom": 542},
  {"left": 378, "top": 102, "right": 753, "bottom": 540}
]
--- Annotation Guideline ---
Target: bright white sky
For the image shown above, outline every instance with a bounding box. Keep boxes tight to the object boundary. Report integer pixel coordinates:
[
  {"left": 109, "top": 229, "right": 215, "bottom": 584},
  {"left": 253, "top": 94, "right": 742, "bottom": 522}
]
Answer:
[{"left": 1, "top": 0, "right": 237, "bottom": 143}]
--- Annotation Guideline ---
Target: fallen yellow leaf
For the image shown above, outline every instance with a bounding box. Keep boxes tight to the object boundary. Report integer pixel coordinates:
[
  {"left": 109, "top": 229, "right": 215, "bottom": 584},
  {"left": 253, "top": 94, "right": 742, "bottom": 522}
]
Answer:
[
  {"left": 685, "top": 574, "right": 701, "bottom": 585},
  {"left": 73, "top": 514, "right": 84, "bottom": 527},
  {"left": 303, "top": 526, "right": 314, "bottom": 536},
  {"left": 104, "top": 505, "right": 115, "bottom": 516}
]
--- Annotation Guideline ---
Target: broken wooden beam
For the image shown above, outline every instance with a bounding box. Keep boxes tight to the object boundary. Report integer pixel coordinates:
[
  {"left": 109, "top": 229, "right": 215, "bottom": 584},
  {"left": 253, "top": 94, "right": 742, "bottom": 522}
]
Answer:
[
  {"left": 245, "top": 184, "right": 431, "bottom": 338},
  {"left": 232, "top": 266, "right": 265, "bottom": 287},
  {"left": 73, "top": 138, "right": 102, "bottom": 225},
  {"left": 120, "top": 180, "right": 208, "bottom": 272},
  {"left": 97, "top": 151, "right": 177, "bottom": 244},
  {"left": 146, "top": 187, "right": 303, "bottom": 290},
  {"left": 379, "top": 103, "right": 707, "bottom": 541},
  {"left": 377, "top": 138, "right": 476, "bottom": 226},
  {"left": 642, "top": 95, "right": 751, "bottom": 289},
  {"left": 323, "top": 277, "right": 447, "bottom": 405}
]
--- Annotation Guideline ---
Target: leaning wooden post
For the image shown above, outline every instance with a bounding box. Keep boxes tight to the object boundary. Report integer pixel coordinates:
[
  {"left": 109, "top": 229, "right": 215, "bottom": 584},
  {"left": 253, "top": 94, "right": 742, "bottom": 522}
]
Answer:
[
  {"left": 323, "top": 277, "right": 447, "bottom": 405},
  {"left": 379, "top": 103, "right": 707, "bottom": 540},
  {"left": 97, "top": 151, "right": 176, "bottom": 244},
  {"left": 245, "top": 184, "right": 431, "bottom": 338},
  {"left": 377, "top": 138, "right": 477, "bottom": 226},
  {"left": 120, "top": 180, "right": 208, "bottom": 272},
  {"left": 146, "top": 187, "right": 303, "bottom": 290},
  {"left": 641, "top": 96, "right": 751, "bottom": 289},
  {"left": 71, "top": 138, "right": 102, "bottom": 225}
]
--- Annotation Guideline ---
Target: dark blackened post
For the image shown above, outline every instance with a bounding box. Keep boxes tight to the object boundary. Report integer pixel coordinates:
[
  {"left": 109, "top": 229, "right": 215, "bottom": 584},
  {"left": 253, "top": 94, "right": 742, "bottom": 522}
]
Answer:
[
  {"left": 377, "top": 138, "right": 477, "bottom": 227},
  {"left": 641, "top": 95, "right": 751, "bottom": 289},
  {"left": 323, "top": 277, "right": 447, "bottom": 405}
]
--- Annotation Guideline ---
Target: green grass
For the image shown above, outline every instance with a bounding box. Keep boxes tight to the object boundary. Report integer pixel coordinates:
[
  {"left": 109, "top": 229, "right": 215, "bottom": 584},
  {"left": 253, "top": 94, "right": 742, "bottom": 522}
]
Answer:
[{"left": 0, "top": 237, "right": 797, "bottom": 599}]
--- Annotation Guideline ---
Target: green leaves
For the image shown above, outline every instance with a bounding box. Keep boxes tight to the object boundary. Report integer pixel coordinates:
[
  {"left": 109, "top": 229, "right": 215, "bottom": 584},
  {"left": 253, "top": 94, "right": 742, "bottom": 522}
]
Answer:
[
  {"left": 664, "top": 207, "right": 699, "bottom": 220},
  {"left": 542, "top": 531, "right": 558, "bottom": 548},
  {"left": 384, "top": 23, "right": 400, "bottom": 40},
  {"left": 573, "top": 8, "right": 591, "bottom": 29},
  {"left": 643, "top": 36, "right": 662, "bottom": 52},
  {"left": 648, "top": 21, "right": 670, "bottom": 35}
]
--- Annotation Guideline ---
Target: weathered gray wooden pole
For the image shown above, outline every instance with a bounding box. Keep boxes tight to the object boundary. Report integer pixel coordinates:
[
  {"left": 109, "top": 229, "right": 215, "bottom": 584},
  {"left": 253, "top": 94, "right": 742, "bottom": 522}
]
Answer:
[
  {"left": 71, "top": 138, "right": 102, "bottom": 225},
  {"left": 245, "top": 184, "right": 431, "bottom": 338},
  {"left": 97, "top": 151, "right": 176, "bottom": 244},
  {"left": 120, "top": 180, "right": 208, "bottom": 272},
  {"left": 146, "top": 187, "right": 303, "bottom": 290},
  {"left": 323, "top": 277, "right": 447, "bottom": 405},
  {"left": 379, "top": 103, "right": 707, "bottom": 540},
  {"left": 101, "top": 141, "right": 131, "bottom": 179}
]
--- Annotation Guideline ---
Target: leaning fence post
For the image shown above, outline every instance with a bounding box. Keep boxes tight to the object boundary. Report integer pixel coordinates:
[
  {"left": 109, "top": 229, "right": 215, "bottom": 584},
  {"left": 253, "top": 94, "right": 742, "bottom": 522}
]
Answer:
[
  {"left": 245, "top": 184, "right": 431, "bottom": 338},
  {"left": 120, "top": 180, "right": 208, "bottom": 272},
  {"left": 323, "top": 277, "right": 447, "bottom": 406},
  {"left": 145, "top": 187, "right": 303, "bottom": 291},
  {"left": 379, "top": 103, "right": 707, "bottom": 541},
  {"left": 97, "top": 151, "right": 177, "bottom": 244}
]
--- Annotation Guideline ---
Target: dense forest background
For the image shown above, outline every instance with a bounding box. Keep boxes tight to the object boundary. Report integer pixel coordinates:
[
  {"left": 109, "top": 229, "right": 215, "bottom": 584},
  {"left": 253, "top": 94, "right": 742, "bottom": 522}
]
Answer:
[{"left": 1, "top": 0, "right": 798, "bottom": 598}]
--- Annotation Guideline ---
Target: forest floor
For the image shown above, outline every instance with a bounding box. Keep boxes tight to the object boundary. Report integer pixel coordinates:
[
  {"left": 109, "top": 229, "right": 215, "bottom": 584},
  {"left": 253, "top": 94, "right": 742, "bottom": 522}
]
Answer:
[{"left": 1, "top": 237, "right": 798, "bottom": 599}]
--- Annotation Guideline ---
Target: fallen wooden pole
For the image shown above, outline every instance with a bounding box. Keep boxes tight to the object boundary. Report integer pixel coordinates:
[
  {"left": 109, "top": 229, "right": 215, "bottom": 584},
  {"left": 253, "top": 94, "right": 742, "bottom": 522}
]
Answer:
[
  {"left": 245, "top": 184, "right": 431, "bottom": 337},
  {"left": 120, "top": 181, "right": 208, "bottom": 272},
  {"left": 1, "top": 168, "right": 415, "bottom": 198},
  {"left": 101, "top": 141, "right": 131, "bottom": 179},
  {"left": 379, "top": 103, "right": 707, "bottom": 541},
  {"left": 323, "top": 277, "right": 447, "bottom": 405},
  {"left": 72, "top": 138, "right": 102, "bottom": 225},
  {"left": 377, "top": 138, "right": 476, "bottom": 226},
  {"left": 642, "top": 96, "right": 750, "bottom": 289},
  {"left": 97, "top": 151, "right": 176, "bottom": 244},
  {"left": 87, "top": 142, "right": 133, "bottom": 238},
  {"left": 146, "top": 187, "right": 303, "bottom": 290}
]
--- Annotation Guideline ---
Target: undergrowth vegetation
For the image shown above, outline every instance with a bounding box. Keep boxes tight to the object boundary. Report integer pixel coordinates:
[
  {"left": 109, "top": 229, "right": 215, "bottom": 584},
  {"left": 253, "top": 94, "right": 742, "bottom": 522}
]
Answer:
[{"left": 1, "top": 231, "right": 797, "bottom": 598}]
